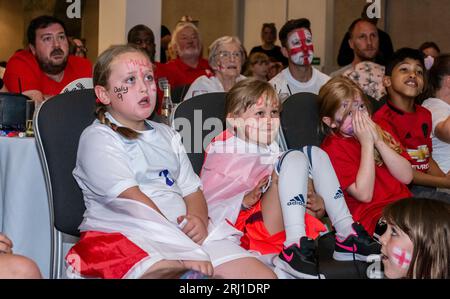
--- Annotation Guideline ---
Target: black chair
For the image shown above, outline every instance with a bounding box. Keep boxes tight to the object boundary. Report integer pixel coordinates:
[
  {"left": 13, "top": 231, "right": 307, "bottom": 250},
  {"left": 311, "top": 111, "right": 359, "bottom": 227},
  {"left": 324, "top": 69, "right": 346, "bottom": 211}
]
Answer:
[
  {"left": 171, "top": 84, "right": 191, "bottom": 104},
  {"left": 280, "top": 92, "right": 324, "bottom": 149},
  {"left": 34, "top": 89, "right": 97, "bottom": 279},
  {"left": 171, "top": 92, "right": 227, "bottom": 175}
]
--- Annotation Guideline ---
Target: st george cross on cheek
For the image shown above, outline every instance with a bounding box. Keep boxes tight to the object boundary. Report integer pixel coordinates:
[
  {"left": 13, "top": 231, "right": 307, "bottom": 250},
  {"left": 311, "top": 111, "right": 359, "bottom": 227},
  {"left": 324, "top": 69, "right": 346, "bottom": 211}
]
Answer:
[{"left": 288, "top": 28, "right": 314, "bottom": 66}]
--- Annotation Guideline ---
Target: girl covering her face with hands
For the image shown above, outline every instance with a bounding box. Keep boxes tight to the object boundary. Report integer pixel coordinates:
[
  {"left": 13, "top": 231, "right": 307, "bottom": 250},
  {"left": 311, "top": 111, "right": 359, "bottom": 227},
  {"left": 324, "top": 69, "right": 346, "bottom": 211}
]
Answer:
[{"left": 319, "top": 76, "right": 414, "bottom": 236}]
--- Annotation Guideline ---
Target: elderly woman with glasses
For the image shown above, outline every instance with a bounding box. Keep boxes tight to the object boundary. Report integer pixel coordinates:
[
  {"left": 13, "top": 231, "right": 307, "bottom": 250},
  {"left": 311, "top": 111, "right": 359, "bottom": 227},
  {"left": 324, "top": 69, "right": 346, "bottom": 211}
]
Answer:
[{"left": 184, "top": 36, "right": 246, "bottom": 100}]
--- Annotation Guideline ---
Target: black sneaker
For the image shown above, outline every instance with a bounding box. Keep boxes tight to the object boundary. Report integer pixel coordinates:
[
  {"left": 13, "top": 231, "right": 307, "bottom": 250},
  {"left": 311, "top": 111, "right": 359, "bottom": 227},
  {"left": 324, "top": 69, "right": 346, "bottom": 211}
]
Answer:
[
  {"left": 274, "top": 236, "right": 324, "bottom": 279},
  {"left": 333, "top": 223, "right": 381, "bottom": 262}
]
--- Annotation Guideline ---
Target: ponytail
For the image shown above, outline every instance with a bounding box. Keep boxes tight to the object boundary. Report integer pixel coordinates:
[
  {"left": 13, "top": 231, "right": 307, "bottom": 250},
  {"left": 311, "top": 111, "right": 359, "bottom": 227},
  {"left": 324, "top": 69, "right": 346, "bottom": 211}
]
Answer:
[
  {"left": 374, "top": 126, "right": 403, "bottom": 166},
  {"left": 95, "top": 104, "right": 140, "bottom": 139}
]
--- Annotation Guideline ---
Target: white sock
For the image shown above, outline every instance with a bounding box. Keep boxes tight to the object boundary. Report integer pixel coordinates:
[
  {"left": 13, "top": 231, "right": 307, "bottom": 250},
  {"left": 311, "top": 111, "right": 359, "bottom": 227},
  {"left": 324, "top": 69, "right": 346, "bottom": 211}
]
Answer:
[
  {"left": 302, "top": 146, "right": 355, "bottom": 239},
  {"left": 277, "top": 151, "right": 308, "bottom": 247}
]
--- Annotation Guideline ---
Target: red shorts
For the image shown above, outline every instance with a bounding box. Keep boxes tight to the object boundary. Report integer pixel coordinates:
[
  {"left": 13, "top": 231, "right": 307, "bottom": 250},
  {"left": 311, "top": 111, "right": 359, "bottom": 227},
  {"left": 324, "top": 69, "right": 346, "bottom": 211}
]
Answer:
[
  {"left": 234, "top": 201, "right": 326, "bottom": 255},
  {"left": 66, "top": 231, "right": 149, "bottom": 279}
]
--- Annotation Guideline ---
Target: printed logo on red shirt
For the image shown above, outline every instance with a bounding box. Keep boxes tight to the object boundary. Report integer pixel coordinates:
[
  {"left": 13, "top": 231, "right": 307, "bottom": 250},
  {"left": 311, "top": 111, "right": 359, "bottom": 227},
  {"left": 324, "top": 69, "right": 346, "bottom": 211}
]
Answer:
[{"left": 407, "top": 145, "right": 430, "bottom": 171}]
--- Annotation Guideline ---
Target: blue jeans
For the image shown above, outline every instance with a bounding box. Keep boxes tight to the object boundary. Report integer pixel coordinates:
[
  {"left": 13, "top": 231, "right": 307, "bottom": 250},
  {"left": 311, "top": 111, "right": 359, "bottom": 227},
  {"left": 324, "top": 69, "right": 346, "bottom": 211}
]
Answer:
[{"left": 409, "top": 185, "right": 450, "bottom": 204}]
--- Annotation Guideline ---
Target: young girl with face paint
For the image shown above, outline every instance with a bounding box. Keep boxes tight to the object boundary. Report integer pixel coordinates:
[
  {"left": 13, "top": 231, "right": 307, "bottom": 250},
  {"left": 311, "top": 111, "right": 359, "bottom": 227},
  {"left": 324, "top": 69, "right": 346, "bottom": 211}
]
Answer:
[
  {"left": 380, "top": 197, "right": 449, "bottom": 279},
  {"left": 319, "top": 77, "right": 414, "bottom": 237},
  {"left": 65, "top": 45, "right": 276, "bottom": 279},
  {"left": 201, "top": 77, "right": 380, "bottom": 279}
]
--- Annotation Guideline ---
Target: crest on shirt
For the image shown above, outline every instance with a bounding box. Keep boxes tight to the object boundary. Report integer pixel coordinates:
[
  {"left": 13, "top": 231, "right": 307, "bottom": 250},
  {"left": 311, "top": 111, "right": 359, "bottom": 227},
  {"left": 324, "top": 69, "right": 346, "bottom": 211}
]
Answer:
[
  {"left": 407, "top": 145, "right": 430, "bottom": 163},
  {"left": 159, "top": 169, "right": 175, "bottom": 186}
]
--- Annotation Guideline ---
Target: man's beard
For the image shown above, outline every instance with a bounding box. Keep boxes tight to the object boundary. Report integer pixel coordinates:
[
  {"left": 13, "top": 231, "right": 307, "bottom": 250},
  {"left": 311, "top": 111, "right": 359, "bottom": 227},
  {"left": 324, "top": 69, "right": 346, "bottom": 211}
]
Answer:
[
  {"left": 36, "top": 48, "right": 68, "bottom": 75},
  {"left": 178, "top": 47, "right": 200, "bottom": 60}
]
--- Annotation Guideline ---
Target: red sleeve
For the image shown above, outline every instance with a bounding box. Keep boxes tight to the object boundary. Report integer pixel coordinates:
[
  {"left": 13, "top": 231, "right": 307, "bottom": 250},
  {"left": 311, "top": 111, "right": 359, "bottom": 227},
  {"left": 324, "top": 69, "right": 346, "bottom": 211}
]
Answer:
[
  {"left": 3, "top": 51, "right": 40, "bottom": 93},
  {"left": 321, "top": 137, "right": 359, "bottom": 190},
  {"left": 79, "top": 58, "right": 93, "bottom": 78}
]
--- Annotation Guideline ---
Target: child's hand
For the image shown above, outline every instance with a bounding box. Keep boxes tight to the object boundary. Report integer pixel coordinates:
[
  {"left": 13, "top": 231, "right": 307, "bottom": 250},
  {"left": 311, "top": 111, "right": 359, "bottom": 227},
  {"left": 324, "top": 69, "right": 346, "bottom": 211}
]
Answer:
[
  {"left": 242, "top": 176, "right": 270, "bottom": 209},
  {"left": 353, "top": 110, "right": 375, "bottom": 146},
  {"left": 306, "top": 184, "right": 325, "bottom": 219},
  {"left": 362, "top": 112, "right": 381, "bottom": 144},
  {"left": 180, "top": 260, "right": 214, "bottom": 277},
  {"left": 177, "top": 215, "right": 208, "bottom": 245},
  {"left": 0, "top": 233, "right": 13, "bottom": 254}
]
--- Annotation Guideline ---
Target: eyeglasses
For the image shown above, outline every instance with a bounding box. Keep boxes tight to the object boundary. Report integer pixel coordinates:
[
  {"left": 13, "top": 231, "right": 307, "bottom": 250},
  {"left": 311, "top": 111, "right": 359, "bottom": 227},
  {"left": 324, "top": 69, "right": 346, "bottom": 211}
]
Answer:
[{"left": 216, "top": 51, "right": 243, "bottom": 60}]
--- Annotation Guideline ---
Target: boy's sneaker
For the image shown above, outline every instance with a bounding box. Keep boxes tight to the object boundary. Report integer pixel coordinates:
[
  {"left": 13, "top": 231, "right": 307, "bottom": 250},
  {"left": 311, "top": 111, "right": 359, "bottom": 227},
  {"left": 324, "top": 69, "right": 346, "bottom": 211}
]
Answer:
[
  {"left": 333, "top": 223, "right": 381, "bottom": 262},
  {"left": 273, "top": 236, "right": 324, "bottom": 279}
]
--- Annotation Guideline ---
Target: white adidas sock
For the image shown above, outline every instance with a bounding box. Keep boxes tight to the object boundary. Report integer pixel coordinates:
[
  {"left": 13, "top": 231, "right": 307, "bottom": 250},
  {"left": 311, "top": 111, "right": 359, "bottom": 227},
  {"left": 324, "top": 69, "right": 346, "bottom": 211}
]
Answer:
[
  {"left": 277, "top": 151, "right": 308, "bottom": 247},
  {"left": 302, "top": 146, "right": 355, "bottom": 239}
]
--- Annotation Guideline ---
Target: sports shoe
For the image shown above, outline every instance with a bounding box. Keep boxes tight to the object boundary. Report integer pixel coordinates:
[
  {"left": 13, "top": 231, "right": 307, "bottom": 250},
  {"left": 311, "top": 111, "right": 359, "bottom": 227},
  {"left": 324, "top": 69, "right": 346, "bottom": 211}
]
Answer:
[
  {"left": 333, "top": 222, "right": 381, "bottom": 262},
  {"left": 273, "top": 236, "right": 324, "bottom": 279}
]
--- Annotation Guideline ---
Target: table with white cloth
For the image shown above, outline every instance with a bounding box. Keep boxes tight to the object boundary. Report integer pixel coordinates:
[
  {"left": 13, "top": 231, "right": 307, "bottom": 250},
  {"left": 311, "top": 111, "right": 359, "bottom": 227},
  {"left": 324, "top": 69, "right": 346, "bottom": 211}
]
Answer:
[{"left": 0, "top": 136, "right": 50, "bottom": 278}]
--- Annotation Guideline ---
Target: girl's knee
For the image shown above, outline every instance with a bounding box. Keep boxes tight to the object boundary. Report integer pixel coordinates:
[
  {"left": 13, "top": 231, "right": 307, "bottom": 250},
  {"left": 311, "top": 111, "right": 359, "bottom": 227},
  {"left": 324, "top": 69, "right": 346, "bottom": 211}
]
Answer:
[
  {"left": 0, "top": 255, "right": 42, "bottom": 279},
  {"left": 141, "top": 260, "right": 186, "bottom": 279},
  {"left": 302, "top": 145, "right": 331, "bottom": 166},
  {"left": 214, "top": 257, "right": 276, "bottom": 279},
  {"left": 278, "top": 150, "right": 308, "bottom": 173}
]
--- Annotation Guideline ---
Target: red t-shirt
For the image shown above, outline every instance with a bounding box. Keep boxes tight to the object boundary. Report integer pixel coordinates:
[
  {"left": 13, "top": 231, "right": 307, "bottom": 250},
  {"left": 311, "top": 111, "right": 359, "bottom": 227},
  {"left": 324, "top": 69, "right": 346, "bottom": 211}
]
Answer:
[
  {"left": 157, "top": 57, "right": 212, "bottom": 88},
  {"left": 373, "top": 101, "right": 433, "bottom": 173},
  {"left": 3, "top": 50, "right": 92, "bottom": 97},
  {"left": 321, "top": 134, "right": 411, "bottom": 235},
  {"left": 154, "top": 58, "right": 212, "bottom": 114}
]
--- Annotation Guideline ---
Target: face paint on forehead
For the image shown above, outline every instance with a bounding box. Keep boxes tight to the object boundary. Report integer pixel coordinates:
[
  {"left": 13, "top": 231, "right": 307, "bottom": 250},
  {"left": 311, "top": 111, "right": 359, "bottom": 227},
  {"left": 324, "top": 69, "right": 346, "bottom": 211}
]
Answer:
[
  {"left": 125, "top": 59, "right": 152, "bottom": 73},
  {"left": 392, "top": 246, "right": 412, "bottom": 269}
]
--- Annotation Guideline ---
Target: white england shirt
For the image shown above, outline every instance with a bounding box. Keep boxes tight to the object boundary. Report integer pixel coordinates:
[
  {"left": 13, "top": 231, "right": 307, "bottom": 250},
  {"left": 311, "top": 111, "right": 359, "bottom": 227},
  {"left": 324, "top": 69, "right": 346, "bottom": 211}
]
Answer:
[{"left": 73, "top": 113, "right": 202, "bottom": 223}]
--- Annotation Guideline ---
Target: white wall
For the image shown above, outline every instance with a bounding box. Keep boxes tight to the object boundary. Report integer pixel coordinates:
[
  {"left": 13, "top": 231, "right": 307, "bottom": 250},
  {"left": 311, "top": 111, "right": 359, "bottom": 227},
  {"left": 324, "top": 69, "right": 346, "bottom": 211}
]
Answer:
[
  {"left": 98, "top": 0, "right": 127, "bottom": 53},
  {"left": 243, "top": 0, "right": 287, "bottom": 53},
  {"left": 125, "top": 0, "right": 162, "bottom": 61},
  {"left": 98, "top": 0, "right": 161, "bottom": 57}
]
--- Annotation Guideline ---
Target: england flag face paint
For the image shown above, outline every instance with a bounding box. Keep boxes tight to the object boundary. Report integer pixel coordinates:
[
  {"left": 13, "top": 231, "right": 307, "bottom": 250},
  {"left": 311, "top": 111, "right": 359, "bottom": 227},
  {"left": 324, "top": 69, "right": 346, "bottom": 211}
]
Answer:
[
  {"left": 380, "top": 223, "right": 414, "bottom": 279},
  {"left": 287, "top": 28, "right": 314, "bottom": 66},
  {"left": 392, "top": 246, "right": 412, "bottom": 269}
]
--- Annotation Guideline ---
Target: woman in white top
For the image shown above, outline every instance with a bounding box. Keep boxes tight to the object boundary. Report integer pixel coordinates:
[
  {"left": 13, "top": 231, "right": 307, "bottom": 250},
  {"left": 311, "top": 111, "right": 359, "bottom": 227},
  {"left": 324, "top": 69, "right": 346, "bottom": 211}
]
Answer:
[
  {"left": 184, "top": 36, "right": 246, "bottom": 100},
  {"left": 422, "top": 54, "right": 450, "bottom": 177}
]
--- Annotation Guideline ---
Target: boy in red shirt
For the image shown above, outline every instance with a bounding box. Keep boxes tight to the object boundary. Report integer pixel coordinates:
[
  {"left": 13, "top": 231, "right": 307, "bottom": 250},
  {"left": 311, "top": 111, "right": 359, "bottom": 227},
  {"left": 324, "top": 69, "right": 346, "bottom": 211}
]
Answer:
[{"left": 373, "top": 48, "right": 450, "bottom": 203}]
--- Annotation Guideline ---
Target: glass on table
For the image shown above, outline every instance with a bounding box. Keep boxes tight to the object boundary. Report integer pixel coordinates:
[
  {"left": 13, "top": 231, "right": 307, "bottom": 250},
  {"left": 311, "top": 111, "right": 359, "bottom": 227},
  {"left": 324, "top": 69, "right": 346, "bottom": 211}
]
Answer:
[{"left": 26, "top": 120, "right": 34, "bottom": 137}]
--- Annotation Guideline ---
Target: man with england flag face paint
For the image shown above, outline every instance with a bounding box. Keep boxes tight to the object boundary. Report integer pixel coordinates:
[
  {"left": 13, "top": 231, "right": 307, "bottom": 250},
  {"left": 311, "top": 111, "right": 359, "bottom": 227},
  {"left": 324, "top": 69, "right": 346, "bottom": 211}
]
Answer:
[
  {"left": 269, "top": 18, "right": 330, "bottom": 99},
  {"left": 287, "top": 28, "right": 314, "bottom": 66}
]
